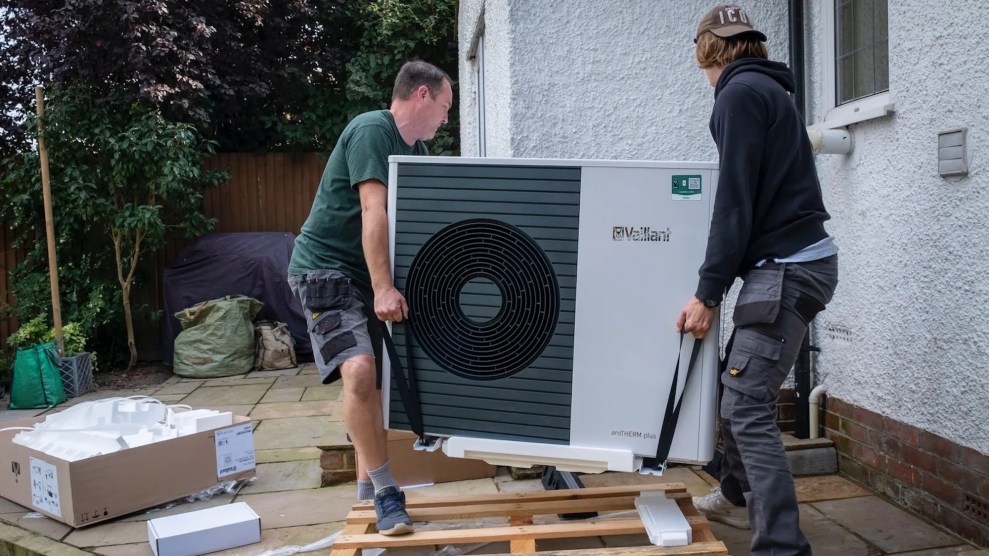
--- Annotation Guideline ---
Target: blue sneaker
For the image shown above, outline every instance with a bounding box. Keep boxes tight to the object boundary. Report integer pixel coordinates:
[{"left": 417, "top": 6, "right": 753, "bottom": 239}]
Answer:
[{"left": 373, "top": 486, "right": 414, "bottom": 535}]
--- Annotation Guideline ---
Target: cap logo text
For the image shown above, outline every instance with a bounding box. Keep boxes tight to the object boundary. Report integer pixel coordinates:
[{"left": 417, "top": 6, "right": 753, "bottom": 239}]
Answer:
[{"left": 720, "top": 7, "right": 749, "bottom": 24}]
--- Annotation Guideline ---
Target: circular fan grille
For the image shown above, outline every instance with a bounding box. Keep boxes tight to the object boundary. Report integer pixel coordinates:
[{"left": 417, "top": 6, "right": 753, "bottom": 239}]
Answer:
[{"left": 405, "top": 219, "right": 560, "bottom": 380}]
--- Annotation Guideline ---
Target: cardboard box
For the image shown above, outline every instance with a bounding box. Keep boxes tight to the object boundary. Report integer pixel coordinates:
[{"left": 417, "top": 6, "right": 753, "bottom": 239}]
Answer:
[
  {"left": 0, "top": 415, "right": 256, "bottom": 527},
  {"left": 378, "top": 430, "right": 497, "bottom": 486},
  {"left": 148, "top": 501, "right": 261, "bottom": 556}
]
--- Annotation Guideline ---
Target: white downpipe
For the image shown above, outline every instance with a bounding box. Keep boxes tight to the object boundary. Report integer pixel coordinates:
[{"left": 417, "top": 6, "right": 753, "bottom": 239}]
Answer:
[{"left": 808, "top": 384, "right": 828, "bottom": 439}]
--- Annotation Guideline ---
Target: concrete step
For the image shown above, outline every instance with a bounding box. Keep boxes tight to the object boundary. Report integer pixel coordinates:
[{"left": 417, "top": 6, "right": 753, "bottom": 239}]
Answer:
[{"left": 782, "top": 433, "right": 837, "bottom": 475}]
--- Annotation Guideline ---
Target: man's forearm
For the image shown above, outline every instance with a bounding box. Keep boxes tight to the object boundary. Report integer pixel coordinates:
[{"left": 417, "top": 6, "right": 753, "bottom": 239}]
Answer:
[{"left": 362, "top": 205, "right": 393, "bottom": 292}]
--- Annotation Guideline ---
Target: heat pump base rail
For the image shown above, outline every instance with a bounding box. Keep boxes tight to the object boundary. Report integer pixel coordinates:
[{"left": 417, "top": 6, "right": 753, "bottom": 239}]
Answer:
[
  {"left": 443, "top": 436, "right": 640, "bottom": 474},
  {"left": 331, "top": 483, "right": 728, "bottom": 555}
]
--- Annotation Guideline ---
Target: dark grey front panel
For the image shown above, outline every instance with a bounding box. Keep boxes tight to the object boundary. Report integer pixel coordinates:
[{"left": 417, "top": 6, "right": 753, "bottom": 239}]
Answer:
[{"left": 389, "top": 162, "right": 580, "bottom": 444}]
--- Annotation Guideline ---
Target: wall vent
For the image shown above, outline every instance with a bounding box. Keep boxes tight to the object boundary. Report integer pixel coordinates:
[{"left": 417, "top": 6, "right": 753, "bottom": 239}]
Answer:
[
  {"left": 938, "top": 128, "right": 969, "bottom": 178},
  {"left": 963, "top": 494, "right": 989, "bottom": 523},
  {"left": 823, "top": 324, "right": 852, "bottom": 344}
]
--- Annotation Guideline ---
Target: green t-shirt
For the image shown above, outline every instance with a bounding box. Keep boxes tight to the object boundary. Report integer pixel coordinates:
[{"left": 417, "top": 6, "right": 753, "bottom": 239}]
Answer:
[{"left": 289, "top": 110, "right": 427, "bottom": 289}]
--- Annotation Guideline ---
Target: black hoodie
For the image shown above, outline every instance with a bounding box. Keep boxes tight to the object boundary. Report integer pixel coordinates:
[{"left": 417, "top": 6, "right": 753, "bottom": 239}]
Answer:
[{"left": 695, "top": 58, "right": 831, "bottom": 303}]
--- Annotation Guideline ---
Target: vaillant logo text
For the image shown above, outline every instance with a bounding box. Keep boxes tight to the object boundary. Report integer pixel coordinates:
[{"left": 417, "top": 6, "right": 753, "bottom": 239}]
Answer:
[{"left": 612, "top": 226, "right": 671, "bottom": 242}]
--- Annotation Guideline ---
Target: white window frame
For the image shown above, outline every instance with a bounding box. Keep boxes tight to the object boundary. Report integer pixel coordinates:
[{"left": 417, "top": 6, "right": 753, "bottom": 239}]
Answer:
[
  {"left": 475, "top": 33, "right": 487, "bottom": 157},
  {"left": 468, "top": 13, "right": 487, "bottom": 157},
  {"left": 819, "top": 0, "right": 893, "bottom": 129}
]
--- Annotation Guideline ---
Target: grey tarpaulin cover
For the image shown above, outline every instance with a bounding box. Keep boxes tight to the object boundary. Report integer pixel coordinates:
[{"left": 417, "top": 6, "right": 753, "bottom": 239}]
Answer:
[{"left": 161, "top": 233, "right": 313, "bottom": 365}]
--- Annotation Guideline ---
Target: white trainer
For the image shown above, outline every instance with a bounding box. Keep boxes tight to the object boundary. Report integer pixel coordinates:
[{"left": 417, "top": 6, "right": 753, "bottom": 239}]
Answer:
[{"left": 692, "top": 487, "right": 751, "bottom": 529}]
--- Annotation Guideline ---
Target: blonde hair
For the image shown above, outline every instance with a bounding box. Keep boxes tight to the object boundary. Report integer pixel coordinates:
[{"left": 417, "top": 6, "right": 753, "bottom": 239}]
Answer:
[{"left": 695, "top": 32, "right": 768, "bottom": 69}]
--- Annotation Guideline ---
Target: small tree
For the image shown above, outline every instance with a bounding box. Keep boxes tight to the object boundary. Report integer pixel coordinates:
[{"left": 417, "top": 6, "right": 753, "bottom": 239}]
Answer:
[{"left": 1, "top": 89, "right": 226, "bottom": 369}]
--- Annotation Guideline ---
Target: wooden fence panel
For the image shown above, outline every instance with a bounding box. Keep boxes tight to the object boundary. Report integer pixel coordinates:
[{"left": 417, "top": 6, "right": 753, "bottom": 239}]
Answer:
[
  {"left": 0, "top": 225, "right": 28, "bottom": 348},
  {"left": 2, "top": 152, "right": 328, "bottom": 355}
]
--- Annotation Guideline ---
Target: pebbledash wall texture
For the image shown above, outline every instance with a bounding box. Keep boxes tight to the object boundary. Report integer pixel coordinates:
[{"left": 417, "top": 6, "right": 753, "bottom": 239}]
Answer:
[
  {"left": 458, "top": 0, "right": 988, "bottom": 546},
  {"left": 803, "top": 0, "right": 989, "bottom": 546}
]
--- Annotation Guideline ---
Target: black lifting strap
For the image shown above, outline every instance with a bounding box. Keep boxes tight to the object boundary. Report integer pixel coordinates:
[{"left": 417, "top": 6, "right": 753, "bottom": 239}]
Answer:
[
  {"left": 380, "top": 320, "right": 427, "bottom": 443},
  {"left": 645, "top": 332, "right": 704, "bottom": 468}
]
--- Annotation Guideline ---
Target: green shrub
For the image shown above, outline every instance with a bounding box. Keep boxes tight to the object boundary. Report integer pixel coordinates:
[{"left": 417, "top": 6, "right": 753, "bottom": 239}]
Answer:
[
  {"left": 2, "top": 314, "right": 98, "bottom": 385},
  {"left": 7, "top": 313, "right": 50, "bottom": 348}
]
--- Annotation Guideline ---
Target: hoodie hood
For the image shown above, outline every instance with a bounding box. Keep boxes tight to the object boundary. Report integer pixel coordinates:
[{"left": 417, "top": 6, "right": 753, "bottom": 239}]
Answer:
[{"left": 714, "top": 58, "right": 795, "bottom": 98}]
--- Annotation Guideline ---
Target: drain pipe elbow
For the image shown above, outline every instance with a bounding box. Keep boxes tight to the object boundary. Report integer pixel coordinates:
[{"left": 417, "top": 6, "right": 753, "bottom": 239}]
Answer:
[
  {"left": 807, "top": 127, "right": 853, "bottom": 155},
  {"left": 808, "top": 384, "right": 828, "bottom": 439}
]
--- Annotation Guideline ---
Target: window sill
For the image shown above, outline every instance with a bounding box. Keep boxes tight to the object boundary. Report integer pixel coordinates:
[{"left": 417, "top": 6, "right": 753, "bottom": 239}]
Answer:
[{"left": 818, "top": 92, "right": 894, "bottom": 129}]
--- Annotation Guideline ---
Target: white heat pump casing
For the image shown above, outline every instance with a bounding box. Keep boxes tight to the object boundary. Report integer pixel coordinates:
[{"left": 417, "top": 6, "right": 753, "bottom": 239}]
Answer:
[{"left": 384, "top": 157, "right": 720, "bottom": 473}]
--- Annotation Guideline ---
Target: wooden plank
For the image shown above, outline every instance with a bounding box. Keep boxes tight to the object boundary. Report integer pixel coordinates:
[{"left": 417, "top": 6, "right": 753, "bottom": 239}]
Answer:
[
  {"left": 273, "top": 153, "right": 285, "bottom": 232},
  {"left": 673, "top": 497, "right": 717, "bottom": 543},
  {"left": 487, "top": 541, "right": 728, "bottom": 555},
  {"left": 335, "top": 481, "right": 726, "bottom": 556},
  {"left": 352, "top": 484, "right": 685, "bottom": 511},
  {"left": 334, "top": 519, "right": 649, "bottom": 549},
  {"left": 510, "top": 515, "right": 536, "bottom": 553},
  {"left": 348, "top": 496, "right": 643, "bottom": 523},
  {"left": 330, "top": 522, "right": 374, "bottom": 556}
]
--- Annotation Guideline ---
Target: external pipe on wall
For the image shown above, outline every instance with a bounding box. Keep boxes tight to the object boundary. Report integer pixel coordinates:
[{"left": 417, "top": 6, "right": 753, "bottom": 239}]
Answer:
[
  {"left": 808, "top": 384, "right": 828, "bottom": 439},
  {"left": 788, "top": 0, "right": 813, "bottom": 439},
  {"left": 788, "top": 0, "right": 806, "bottom": 120},
  {"left": 808, "top": 127, "right": 853, "bottom": 154}
]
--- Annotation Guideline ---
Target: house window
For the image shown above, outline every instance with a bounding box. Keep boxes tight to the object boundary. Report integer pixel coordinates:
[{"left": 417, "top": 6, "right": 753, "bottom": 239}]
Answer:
[
  {"left": 835, "top": 0, "right": 888, "bottom": 104},
  {"left": 819, "top": 0, "right": 892, "bottom": 129}
]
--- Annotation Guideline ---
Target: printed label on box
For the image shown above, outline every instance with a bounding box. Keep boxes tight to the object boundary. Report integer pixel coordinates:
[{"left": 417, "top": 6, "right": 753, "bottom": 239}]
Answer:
[
  {"left": 29, "top": 457, "right": 61, "bottom": 517},
  {"left": 215, "top": 423, "right": 256, "bottom": 478}
]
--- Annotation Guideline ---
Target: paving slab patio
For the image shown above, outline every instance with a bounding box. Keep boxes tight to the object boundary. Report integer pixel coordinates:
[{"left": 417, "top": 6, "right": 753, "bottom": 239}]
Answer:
[
  {"left": 249, "top": 399, "right": 339, "bottom": 419},
  {"left": 254, "top": 446, "right": 322, "bottom": 464},
  {"left": 236, "top": 484, "right": 357, "bottom": 529},
  {"left": 271, "top": 374, "right": 324, "bottom": 389},
  {"left": 246, "top": 368, "right": 302, "bottom": 379},
  {"left": 813, "top": 495, "right": 963, "bottom": 553},
  {"left": 247, "top": 461, "right": 323, "bottom": 493},
  {"left": 252, "top": 414, "right": 348, "bottom": 449},
  {"left": 301, "top": 383, "right": 341, "bottom": 401},
  {"left": 259, "top": 386, "right": 304, "bottom": 403},
  {"left": 0, "top": 364, "right": 983, "bottom": 555},
  {"left": 181, "top": 383, "right": 271, "bottom": 406}
]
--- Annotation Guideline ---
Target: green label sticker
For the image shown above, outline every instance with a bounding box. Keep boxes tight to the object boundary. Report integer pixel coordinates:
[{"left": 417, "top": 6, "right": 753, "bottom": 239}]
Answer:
[{"left": 672, "top": 175, "right": 702, "bottom": 200}]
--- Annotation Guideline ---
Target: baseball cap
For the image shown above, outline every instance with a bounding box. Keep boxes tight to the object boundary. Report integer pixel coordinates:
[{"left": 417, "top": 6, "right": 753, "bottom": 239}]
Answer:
[{"left": 695, "top": 5, "right": 767, "bottom": 43}]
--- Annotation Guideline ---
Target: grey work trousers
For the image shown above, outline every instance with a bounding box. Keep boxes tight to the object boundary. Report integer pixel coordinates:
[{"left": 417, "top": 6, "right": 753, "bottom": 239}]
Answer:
[{"left": 719, "top": 255, "right": 838, "bottom": 556}]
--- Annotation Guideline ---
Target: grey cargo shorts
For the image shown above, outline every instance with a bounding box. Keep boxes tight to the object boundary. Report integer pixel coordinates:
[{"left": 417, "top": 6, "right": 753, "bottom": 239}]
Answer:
[{"left": 288, "top": 270, "right": 383, "bottom": 387}]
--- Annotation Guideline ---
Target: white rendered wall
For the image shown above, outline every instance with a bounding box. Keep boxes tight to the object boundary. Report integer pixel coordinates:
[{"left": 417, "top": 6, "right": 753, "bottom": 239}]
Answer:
[
  {"left": 805, "top": 1, "right": 989, "bottom": 454},
  {"left": 457, "top": 1, "right": 988, "bottom": 455},
  {"left": 459, "top": 0, "right": 789, "bottom": 160},
  {"left": 459, "top": 0, "right": 513, "bottom": 157}
]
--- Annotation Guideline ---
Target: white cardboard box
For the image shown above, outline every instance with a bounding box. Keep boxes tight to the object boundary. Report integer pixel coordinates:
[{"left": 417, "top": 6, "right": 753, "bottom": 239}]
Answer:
[
  {"left": 0, "top": 415, "right": 256, "bottom": 527},
  {"left": 148, "top": 502, "right": 261, "bottom": 556}
]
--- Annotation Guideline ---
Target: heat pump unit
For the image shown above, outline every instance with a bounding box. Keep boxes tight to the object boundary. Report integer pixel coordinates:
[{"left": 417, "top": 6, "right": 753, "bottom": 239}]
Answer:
[{"left": 384, "top": 157, "right": 720, "bottom": 474}]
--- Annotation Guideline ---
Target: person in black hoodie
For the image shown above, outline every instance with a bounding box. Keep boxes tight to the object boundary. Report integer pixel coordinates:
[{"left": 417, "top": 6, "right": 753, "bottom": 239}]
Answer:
[{"left": 676, "top": 5, "right": 839, "bottom": 556}]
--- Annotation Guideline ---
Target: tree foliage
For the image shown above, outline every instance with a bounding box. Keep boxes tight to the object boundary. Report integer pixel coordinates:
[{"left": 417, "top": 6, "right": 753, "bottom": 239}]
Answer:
[
  {"left": 0, "top": 0, "right": 459, "bottom": 369},
  {"left": 0, "top": 0, "right": 457, "bottom": 154},
  {"left": 1, "top": 90, "right": 226, "bottom": 369},
  {"left": 345, "top": 0, "right": 459, "bottom": 155}
]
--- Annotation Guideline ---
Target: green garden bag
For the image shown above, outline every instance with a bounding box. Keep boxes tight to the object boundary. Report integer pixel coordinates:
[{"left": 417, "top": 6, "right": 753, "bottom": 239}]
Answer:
[
  {"left": 173, "top": 295, "right": 263, "bottom": 378},
  {"left": 8, "top": 342, "right": 67, "bottom": 409}
]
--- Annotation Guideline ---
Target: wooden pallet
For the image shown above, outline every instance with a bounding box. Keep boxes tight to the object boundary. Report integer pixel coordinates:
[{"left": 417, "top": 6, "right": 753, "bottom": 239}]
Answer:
[{"left": 330, "top": 482, "right": 728, "bottom": 555}]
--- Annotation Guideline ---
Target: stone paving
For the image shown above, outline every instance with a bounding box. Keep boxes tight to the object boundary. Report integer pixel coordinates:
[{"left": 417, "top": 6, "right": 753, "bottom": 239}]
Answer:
[{"left": 0, "top": 363, "right": 984, "bottom": 555}]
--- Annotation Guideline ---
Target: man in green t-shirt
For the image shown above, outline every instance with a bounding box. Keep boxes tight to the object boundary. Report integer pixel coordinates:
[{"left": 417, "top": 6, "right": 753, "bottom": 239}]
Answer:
[{"left": 288, "top": 60, "right": 452, "bottom": 536}]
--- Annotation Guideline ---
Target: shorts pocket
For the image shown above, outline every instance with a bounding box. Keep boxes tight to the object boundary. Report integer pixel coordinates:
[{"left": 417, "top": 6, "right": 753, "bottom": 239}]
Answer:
[
  {"left": 304, "top": 276, "right": 352, "bottom": 312},
  {"left": 312, "top": 312, "right": 341, "bottom": 335},
  {"left": 319, "top": 331, "right": 357, "bottom": 364}
]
